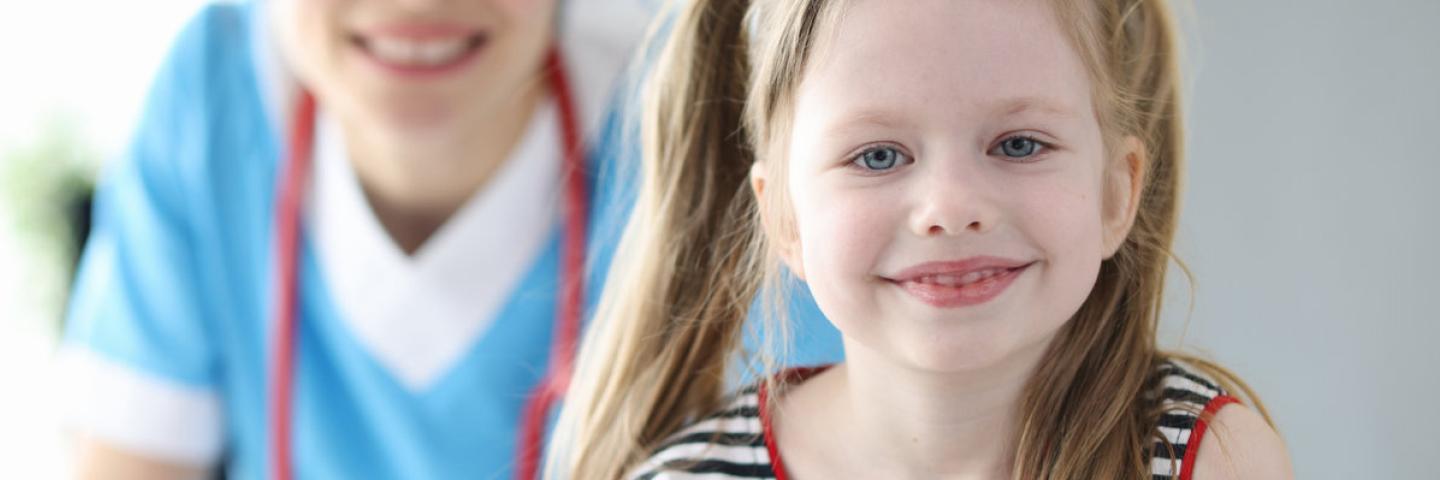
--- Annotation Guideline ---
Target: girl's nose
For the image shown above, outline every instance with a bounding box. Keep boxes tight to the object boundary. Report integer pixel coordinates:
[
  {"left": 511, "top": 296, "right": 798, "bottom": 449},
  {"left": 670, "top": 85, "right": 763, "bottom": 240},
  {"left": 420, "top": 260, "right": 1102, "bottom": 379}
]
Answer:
[{"left": 907, "top": 156, "right": 997, "bottom": 237}]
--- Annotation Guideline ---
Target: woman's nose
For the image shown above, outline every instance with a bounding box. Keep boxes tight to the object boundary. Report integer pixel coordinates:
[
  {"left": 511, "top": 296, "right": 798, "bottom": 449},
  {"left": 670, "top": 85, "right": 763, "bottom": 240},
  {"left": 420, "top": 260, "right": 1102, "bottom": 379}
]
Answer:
[{"left": 390, "top": 0, "right": 451, "bottom": 12}]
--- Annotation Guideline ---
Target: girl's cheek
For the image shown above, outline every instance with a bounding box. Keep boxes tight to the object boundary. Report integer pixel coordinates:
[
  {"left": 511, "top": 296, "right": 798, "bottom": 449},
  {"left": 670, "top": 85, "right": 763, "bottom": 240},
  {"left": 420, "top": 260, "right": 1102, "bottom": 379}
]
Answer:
[
  {"left": 1023, "top": 181, "right": 1108, "bottom": 293},
  {"left": 796, "top": 182, "right": 897, "bottom": 278},
  {"left": 1027, "top": 188, "right": 1093, "bottom": 243}
]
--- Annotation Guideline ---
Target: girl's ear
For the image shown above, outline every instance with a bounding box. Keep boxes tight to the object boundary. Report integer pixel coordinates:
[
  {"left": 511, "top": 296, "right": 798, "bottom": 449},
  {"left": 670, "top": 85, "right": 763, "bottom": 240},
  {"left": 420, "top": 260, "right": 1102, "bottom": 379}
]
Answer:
[
  {"left": 1102, "top": 136, "right": 1147, "bottom": 259},
  {"left": 751, "top": 161, "right": 806, "bottom": 280}
]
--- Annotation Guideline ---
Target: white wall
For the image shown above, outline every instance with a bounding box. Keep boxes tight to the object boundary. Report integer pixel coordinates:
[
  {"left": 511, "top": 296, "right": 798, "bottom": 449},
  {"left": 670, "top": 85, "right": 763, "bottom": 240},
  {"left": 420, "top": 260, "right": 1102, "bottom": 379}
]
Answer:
[{"left": 1159, "top": 1, "right": 1439, "bottom": 478}]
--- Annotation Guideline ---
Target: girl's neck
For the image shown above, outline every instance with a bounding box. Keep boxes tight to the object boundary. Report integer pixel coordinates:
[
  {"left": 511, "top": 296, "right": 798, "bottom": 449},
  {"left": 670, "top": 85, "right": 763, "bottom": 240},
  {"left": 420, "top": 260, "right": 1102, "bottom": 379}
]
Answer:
[
  {"left": 341, "top": 83, "right": 547, "bottom": 255},
  {"left": 775, "top": 336, "right": 1054, "bottom": 480}
]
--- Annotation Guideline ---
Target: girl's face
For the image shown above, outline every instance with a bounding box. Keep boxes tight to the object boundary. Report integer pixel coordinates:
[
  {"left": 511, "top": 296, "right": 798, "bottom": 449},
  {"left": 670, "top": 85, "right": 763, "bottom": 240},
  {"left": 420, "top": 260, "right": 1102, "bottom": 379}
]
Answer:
[
  {"left": 770, "top": 0, "right": 1142, "bottom": 372},
  {"left": 271, "top": 0, "right": 556, "bottom": 135}
]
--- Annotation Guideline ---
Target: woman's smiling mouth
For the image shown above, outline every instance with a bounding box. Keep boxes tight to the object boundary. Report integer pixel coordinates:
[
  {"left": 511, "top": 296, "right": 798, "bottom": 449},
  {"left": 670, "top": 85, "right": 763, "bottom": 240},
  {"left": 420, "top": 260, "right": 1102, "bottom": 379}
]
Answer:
[{"left": 349, "top": 24, "right": 488, "bottom": 76}]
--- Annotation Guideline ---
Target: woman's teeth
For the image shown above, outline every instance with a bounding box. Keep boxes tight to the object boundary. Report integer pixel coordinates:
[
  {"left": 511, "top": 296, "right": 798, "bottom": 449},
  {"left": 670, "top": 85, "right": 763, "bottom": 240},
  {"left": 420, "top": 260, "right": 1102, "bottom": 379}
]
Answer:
[
  {"left": 365, "top": 37, "right": 473, "bottom": 66},
  {"left": 913, "top": 268, "right": 1011, "bottom": 287}
]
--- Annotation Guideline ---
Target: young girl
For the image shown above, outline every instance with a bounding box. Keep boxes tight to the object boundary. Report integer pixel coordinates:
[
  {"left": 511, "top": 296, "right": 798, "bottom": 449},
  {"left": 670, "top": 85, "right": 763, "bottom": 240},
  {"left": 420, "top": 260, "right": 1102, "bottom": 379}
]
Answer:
[{"left": 554, "top": 0, "right": 1292, "bottom": 478}]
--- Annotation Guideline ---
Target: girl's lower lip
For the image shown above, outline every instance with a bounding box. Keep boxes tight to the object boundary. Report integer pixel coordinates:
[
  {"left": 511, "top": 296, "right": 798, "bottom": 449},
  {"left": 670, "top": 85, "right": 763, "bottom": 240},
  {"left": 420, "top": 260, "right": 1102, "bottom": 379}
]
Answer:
[
  {"left": 351, "top": 38, "right": 485, "bottom": 79},
  {"left": 892, "top": 264, "right": 1029, "bottom": 308}
]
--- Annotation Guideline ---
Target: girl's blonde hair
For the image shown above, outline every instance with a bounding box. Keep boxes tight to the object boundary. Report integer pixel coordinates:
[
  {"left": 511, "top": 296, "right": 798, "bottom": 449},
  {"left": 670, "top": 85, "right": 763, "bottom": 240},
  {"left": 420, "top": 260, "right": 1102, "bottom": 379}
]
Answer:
[{"left": 551, "top": 0, "right": 1275, "bottom": 478}]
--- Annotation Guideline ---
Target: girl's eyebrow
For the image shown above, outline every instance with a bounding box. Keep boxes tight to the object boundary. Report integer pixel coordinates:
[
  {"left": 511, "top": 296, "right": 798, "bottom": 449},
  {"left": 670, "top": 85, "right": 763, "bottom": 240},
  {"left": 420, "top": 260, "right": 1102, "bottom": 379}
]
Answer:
[
  {"left": 827, "top": 109, "right": 914, "bottom": 132},
  {"left": 995, "top": 96, "right": 1081, "bottom": 119},
  {"left": 819, "top": 97, "right": 1081, "bottom": 139}
]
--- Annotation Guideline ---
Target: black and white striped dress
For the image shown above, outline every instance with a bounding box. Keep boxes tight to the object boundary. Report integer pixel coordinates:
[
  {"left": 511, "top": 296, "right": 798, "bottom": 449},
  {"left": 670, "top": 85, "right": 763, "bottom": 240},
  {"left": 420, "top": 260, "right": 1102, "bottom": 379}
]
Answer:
[{"left": 630, "top": 360, "right": 1239, "bottom": 480}]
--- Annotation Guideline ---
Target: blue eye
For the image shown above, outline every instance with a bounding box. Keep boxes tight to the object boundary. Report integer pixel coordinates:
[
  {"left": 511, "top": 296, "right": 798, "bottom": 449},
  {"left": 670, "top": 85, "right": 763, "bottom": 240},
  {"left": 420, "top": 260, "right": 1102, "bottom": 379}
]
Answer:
[
  {"left": 852, "top": 145, "right": 909, "bottom": 171},
  {"left": 992, "top": 135, "right": 1048, "bottom": 160}
]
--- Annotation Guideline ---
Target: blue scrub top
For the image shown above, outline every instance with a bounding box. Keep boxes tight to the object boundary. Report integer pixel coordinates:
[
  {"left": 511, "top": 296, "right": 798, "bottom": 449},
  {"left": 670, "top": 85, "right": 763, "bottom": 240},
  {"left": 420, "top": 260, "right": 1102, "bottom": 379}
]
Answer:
[{"left": 62, "top": 3, "right": 842, "bottom": 479}]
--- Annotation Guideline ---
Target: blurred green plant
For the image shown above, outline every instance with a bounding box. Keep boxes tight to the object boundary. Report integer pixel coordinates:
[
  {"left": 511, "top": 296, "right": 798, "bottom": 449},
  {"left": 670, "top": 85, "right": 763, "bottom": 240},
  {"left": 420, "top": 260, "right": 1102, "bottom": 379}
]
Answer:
[{"left": 1, "top": 112, "right": 98, "bottom": 332}]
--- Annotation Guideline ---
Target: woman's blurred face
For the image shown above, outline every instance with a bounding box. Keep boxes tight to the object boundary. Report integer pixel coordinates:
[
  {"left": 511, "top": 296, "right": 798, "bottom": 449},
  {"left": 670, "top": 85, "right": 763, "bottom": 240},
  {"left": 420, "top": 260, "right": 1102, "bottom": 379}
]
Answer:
[{"left": 271, "top": 0, "right": 557, "bottom": 136}]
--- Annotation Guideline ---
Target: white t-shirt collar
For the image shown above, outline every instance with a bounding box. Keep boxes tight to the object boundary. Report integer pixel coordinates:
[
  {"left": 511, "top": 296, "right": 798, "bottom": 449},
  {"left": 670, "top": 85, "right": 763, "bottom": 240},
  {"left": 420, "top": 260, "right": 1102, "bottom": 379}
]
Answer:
[{"left": 307, "top": 102, "right": 561, "bottom": 391}]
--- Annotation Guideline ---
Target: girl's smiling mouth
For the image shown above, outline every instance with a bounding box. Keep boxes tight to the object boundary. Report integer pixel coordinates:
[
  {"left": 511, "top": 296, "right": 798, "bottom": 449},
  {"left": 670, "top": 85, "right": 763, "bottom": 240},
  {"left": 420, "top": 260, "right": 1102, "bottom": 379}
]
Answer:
[{"left": 885, "top": 257, "right": 1035, "bottom": 308}]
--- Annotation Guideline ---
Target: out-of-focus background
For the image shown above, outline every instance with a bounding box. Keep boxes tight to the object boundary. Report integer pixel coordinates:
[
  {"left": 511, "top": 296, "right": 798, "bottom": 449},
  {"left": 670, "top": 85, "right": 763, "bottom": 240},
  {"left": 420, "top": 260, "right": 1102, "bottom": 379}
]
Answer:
[
  {"left": 0, "top": 0, "right": 1434, "bottom": 478},
  {"left": 0, "top": 1, "right": 208, "bottom": 476},
  {"left": 1157, "top": 2, "right": 1439, "bottom": 478}
]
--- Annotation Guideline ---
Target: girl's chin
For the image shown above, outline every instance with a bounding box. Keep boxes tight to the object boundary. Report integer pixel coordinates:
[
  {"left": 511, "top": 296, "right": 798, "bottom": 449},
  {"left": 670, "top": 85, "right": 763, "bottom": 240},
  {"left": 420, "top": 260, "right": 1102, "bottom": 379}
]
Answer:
[{"left": 880, "top": 322, "right": 1058, "bottom": 375}]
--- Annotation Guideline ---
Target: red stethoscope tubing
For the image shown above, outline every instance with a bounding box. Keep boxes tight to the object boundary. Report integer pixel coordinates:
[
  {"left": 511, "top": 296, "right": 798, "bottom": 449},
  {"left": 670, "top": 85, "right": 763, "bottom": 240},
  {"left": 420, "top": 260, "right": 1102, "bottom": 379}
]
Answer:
[{"left": 269, "top": 47, "right": 587, "bottom": 480}]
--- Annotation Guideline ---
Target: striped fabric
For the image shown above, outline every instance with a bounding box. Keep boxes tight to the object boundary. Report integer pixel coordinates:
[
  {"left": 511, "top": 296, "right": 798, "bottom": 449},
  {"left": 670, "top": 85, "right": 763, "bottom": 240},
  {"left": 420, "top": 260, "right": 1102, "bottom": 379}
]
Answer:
[
  {"left": 631, "top": 385, "right": 772, "bottom": 479},
  {"left": 1148, "top": 361, "right": 1240, "bottom": 479},
  {"left": 629, "top": 360, "right": 1238, "bottom": 480}
]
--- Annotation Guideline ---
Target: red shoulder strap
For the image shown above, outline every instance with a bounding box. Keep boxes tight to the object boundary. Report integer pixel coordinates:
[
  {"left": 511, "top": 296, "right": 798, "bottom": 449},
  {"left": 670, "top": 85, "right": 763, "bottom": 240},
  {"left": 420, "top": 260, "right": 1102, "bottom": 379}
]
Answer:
[{"left": 1179, "top": 394, "right": 1242, "bottom": 480}]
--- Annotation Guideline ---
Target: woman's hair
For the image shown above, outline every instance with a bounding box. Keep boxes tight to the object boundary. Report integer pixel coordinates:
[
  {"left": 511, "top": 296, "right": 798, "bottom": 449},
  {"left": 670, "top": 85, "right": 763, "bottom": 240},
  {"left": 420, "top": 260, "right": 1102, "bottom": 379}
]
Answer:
[{"left": 550, "top": 0, "right": 1275, "bottom": 478}]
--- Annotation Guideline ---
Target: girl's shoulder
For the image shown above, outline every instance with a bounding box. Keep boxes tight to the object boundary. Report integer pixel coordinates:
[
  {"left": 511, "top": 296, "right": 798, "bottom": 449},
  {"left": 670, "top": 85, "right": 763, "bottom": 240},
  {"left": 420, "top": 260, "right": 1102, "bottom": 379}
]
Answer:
[
  {"left": 627, "top": 361, "right": 1279, "bottom": 479},
  {"left": 1151, "top": 358, "right": 1231, "bottom": 407},
  {"left": 627, "top": 385, "right": 777, "bottom": 480},
  {"left": 1149, "top": 359, "right": 1294, "bottom": 479},
  {"left": 1147, "top": 358, "right": 1242, "bottom": 479}
]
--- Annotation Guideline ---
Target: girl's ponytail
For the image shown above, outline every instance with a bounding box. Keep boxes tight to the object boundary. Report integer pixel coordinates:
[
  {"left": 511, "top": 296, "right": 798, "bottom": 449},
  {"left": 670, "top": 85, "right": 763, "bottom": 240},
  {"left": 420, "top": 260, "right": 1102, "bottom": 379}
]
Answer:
[{"left": 547, "top": 0, "right": 764, "bottom": 478}]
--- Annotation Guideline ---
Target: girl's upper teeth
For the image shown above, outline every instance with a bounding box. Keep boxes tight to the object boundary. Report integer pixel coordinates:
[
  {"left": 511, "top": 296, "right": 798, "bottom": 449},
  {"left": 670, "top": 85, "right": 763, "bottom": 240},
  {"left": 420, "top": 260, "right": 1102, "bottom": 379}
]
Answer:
[
  {"left": 369, "top": 37, "right": 469, "bottom": 66},
  {"left": 917, "top": 268, "right": 1008, "bottom": 286}
]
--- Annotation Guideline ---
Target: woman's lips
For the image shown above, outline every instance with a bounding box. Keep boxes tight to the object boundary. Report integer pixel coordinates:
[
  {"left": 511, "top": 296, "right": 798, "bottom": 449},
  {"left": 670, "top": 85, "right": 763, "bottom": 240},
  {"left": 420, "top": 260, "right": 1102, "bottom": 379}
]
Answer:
[
  {"left": 886, "top": 257, "right": 1034, "bottom": 308},
  {"left": 349, "top": 25, "right": 487, "bottom": 77}
]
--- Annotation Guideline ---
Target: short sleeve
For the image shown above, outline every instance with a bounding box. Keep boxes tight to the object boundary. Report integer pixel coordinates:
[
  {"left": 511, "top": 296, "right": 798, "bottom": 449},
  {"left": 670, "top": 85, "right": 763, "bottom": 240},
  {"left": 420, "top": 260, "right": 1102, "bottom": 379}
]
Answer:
[{"left": 55, "top": 4, "right": 252, "bottom": 466}]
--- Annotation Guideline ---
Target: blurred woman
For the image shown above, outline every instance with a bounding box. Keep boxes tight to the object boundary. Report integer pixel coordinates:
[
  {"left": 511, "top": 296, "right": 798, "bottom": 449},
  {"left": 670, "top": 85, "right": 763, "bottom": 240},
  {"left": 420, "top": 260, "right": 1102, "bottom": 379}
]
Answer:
[{"left": 59, "top": 0, "right": 654, "bottom": 477}]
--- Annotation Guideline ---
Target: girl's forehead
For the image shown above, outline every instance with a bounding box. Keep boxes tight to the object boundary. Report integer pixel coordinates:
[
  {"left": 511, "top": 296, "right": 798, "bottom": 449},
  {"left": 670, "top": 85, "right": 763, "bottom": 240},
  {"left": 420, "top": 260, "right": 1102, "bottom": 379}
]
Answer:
[{"left": 795, "top": 0, "right": 1093, "bottom": 127}]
